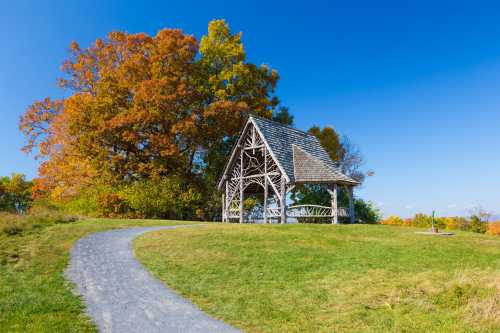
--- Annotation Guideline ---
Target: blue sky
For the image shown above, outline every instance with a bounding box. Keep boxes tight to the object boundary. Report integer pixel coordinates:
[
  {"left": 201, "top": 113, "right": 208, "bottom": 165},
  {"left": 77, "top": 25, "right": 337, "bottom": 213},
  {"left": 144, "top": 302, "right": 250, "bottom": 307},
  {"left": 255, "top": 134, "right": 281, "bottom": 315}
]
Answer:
[{"left": 1, "top": 0, "right": 499, "bottom": 217}]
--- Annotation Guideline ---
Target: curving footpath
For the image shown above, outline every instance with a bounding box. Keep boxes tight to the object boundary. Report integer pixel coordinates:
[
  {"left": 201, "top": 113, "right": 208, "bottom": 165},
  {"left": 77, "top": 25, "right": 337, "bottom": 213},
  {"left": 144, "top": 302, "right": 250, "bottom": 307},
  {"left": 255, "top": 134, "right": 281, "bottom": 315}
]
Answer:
[{"left": 65, "top": 226, "right": 240, "bottom": 333}]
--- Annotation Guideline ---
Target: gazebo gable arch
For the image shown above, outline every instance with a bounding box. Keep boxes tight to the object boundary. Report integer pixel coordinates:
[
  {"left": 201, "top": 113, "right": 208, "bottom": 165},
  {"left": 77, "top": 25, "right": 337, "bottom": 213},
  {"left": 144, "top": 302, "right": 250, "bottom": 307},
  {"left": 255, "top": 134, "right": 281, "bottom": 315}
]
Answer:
[
  {"left": 220, "top": 120, "right": 286, "bottom": 223},
  {"left": 217, "top": 118, "right": 289, "bottom": 192}
]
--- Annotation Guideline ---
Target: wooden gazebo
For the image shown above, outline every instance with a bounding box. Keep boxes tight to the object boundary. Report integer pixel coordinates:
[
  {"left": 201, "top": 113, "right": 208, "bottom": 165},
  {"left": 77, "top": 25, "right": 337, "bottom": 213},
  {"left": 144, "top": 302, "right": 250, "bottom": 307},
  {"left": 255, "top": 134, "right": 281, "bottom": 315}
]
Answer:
[{"left": 218, "top": 116, "right": 360, "bottom": 224}]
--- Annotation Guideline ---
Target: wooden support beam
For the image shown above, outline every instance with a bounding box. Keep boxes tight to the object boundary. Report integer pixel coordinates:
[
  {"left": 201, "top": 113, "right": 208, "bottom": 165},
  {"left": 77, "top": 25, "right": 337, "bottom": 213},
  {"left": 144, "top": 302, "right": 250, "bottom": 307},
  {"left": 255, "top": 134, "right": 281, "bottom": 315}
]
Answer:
[
  {"left": 266, "top": 175, "right": 281, "bottom": 201},
  {"left": 221, "top": 191, "right": 225, "bottom": 223},
  {"left": 242, "top": 144, "right": 265, "bottom": 150},
  {"left": 280, "top": 176, "right": 287, "bottom": 224},
  {"left": 225, "top": 181, "right": 229, "bottom": 223},
  {"left": 330, "top": 184, "right": 338, "bottom": 224},
  {"left": 239, "top": 149, "right": 244, "bottom": 224},
  {"left": 263, "top": 151, "right": 268, "bottom": 224},
  {"left": 263, "top": 179, "right": 268, "bottom": 224},
  {"left": 348, "top": 186, "right": 355, "bottom": 224},
  {"left": 231, "top": 172, "right": 280, "bottom": 181}
]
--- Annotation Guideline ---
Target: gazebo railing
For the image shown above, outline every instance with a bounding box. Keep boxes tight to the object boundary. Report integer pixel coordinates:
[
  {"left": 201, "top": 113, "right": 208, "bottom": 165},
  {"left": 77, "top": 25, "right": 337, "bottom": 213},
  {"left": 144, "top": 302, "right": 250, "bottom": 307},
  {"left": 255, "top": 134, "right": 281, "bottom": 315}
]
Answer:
[
  {"left": 266, "top": 208, "right": 281, "bottom": 218},
  {"left": 227, "top": 205, "right": 349, "bottom": 220},
  {"left": 229, "top": 208, "right": 281, "bottom": 220},
  {"left": 287, "top": 204, "right": 349, "bottom": 218},
  {"left": 227, "top": 209, "right": 240, "bottom": 219}
]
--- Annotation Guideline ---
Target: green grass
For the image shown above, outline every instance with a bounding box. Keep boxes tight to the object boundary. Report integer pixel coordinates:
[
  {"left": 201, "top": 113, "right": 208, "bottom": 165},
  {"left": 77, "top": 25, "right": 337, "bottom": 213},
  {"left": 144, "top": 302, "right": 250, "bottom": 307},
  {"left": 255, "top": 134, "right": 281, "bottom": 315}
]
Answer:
[
  {"left": 0, "top": 216, "right": 196, "bottom": 332},
  {"left": 135, "top": 224, "right": 500, "bottom": 333}
]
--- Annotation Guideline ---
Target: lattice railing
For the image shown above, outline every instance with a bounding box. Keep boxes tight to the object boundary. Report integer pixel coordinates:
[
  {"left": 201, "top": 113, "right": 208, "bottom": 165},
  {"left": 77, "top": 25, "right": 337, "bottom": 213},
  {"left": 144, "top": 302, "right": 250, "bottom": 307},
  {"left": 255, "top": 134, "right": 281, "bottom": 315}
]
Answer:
[
  {"left": 287, "top": 205, "right": 349, "bottom": 218},
  {"left": 227, "top": 205, "right": 349, "bottom": 220},
  {"left": 229, "top": 208, "right": 281, "bottom": 220},
  {"left": 227, "top": 208, "right": 240, "bottom": 219},
  {"left": 266, "top": 208, "right": 281, "bottom": 218}
]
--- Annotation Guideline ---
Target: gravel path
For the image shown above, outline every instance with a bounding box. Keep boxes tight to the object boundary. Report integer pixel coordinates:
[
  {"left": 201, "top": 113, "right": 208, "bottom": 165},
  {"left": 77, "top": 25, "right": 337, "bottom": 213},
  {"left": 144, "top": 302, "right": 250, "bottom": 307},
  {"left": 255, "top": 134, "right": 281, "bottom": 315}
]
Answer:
[{"left": 65, "top": 225, "right": 240, "bottom": 333}]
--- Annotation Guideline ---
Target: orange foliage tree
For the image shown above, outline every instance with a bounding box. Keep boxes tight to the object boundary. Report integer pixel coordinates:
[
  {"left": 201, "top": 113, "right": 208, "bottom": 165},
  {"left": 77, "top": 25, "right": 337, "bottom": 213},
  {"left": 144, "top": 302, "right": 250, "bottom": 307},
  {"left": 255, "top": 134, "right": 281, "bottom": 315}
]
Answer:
[
  {"left": 487, "top": 222, "right": 500, "bottom": 236},
  {"left": 20, "top": 20, "right": 284, "bottom": 208}
]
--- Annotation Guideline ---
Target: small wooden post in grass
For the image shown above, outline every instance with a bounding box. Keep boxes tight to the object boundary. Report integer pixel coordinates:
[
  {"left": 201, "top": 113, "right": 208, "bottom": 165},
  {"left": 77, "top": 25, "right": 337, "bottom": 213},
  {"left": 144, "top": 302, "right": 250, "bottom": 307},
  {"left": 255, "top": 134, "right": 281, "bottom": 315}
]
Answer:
[{"left": 431, "top": 211, "right": 437, "bottom": 233}]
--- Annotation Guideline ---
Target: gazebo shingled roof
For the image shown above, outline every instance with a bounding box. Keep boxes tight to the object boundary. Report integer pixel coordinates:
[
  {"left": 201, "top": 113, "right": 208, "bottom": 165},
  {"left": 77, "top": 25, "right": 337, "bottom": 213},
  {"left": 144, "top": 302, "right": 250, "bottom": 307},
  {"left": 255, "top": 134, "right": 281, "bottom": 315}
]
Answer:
[{"left": 250, "top": 116, "right": 359, "bottom": 185}]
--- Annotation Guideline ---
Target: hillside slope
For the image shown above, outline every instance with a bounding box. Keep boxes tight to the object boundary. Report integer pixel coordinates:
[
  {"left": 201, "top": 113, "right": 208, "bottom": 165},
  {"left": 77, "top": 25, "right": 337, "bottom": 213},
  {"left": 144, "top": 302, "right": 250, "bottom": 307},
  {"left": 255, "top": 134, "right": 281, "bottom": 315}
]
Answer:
[{"left": 135, "top": 224, "right": 500, "bottom": 333}]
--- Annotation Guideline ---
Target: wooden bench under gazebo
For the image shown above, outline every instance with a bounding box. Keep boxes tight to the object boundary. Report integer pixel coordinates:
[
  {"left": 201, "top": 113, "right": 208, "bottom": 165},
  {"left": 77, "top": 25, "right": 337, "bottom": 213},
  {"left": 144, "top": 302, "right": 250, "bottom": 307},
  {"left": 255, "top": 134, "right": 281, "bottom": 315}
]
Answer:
[{"left": 218, "top": 116, "right": 360, "bottom": 224}]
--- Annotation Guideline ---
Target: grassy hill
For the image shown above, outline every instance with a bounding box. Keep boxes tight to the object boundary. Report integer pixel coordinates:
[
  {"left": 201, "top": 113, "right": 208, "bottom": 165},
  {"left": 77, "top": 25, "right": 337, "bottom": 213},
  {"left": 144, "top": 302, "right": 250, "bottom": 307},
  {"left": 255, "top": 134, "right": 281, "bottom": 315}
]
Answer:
[
  {"left": 135, "top": 224, "right": 500, "bottom": 333},
  {"left": 0, "top": 216, "right": 194, "bottom": 332}
]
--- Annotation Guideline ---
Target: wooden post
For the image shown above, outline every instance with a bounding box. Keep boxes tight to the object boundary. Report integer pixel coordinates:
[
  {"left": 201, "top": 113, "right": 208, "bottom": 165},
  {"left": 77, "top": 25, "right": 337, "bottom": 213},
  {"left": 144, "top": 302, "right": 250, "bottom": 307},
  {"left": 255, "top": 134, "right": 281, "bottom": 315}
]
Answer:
[
  {"left": 263, "top": 178, "right": 268, "bottom": 224},
  {"left": 431, "top": 210, "right": 436, "bottom": 233},
  {"left": 280, "top": 176, "right": 286, "bottom": 224},
  {"left": 225, "top": 181, "right": 229, "bottom": 223},
  {"left": 263, "top": 150, "right": 268, "bottom": 224},
  {"left": 330, "top": 184, "right": 338, "bottom": 224},
  {"left": 348, "top": 186, "right": 355, "bottom": 224},
  {"left": 239, "top": 150, "right": 244, "bottom": 224},
  {"left": 221, "top": 191, "right": 225, "bottom": 223}
]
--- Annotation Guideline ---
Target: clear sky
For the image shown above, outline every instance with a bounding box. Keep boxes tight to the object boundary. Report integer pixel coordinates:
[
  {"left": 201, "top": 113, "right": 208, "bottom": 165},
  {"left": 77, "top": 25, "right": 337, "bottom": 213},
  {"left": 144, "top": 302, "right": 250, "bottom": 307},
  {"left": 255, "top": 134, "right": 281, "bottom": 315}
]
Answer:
[{"left": 1, "top": 0, "right": 499, "bottom": 217}]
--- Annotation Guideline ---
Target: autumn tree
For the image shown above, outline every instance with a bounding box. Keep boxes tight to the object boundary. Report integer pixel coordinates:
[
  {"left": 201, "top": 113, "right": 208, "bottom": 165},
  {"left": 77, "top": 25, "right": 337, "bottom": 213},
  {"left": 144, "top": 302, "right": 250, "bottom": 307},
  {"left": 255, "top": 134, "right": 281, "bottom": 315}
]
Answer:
[{"left": 20, "top": 20, "right": 284, "bottom": 211}]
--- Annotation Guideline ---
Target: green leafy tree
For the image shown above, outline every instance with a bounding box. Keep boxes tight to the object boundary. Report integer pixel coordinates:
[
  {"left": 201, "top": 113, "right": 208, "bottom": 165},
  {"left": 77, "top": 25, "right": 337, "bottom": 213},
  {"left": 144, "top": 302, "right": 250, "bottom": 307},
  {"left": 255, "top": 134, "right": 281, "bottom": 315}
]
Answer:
[
  {"left": 355, "top": 199, "right": 381, "bottom": 224},
  {"left": 0, "top": 174, "right": 33, "bottom": 213},
  {"left": 120, "top": 177, "right": 201, "bottom": 219},
  {"left": 272, "top": 106, "right": 294, "bottom": 125},
  {"left": 467, "top": 207, "right": 491, "bottom": 233},
  {"left": 469, "top": 216, "right": 488, "bottom": 233}
]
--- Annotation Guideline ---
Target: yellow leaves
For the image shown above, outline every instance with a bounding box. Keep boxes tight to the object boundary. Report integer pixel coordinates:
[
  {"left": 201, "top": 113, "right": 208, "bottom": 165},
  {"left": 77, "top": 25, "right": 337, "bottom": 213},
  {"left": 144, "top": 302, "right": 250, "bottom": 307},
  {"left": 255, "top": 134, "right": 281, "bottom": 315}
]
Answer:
[
  {"left": 214, "top": 88, "right": 227, "bottom": 99},
  {"left": 381, "top": 215, "right": 406, "bottom": 225},
  {"left": 200, "top": 20, "right": 245, "bottom": 61}
]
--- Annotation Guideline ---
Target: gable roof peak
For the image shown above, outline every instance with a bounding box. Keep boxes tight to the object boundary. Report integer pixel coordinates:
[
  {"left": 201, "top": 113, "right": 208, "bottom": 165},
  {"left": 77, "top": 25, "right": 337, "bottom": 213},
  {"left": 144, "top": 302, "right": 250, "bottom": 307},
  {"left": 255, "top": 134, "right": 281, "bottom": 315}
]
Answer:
[
  {"left": 248, "top": 115, "right": 314, "bottom": 137},
  {"left": 250, "top": 116, "right": 359, "bottom": 185}
]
